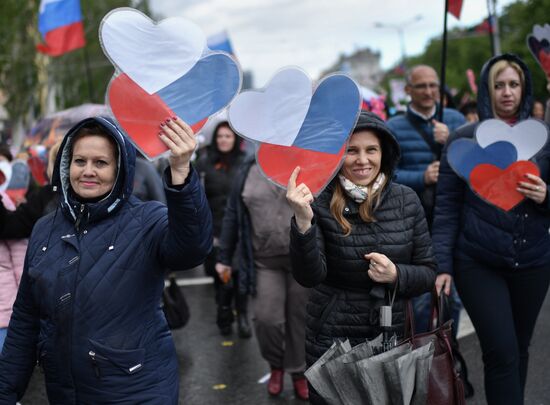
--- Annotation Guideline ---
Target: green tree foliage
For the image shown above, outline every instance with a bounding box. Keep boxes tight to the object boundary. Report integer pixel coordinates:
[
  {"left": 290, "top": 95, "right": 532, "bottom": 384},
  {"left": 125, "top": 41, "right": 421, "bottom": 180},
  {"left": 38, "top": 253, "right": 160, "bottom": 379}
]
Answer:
[
  {"left": 0, "top": 1, "right": 40, "bottom": 123},
  {"left": 0, "top": 0, "right": 152, "bottom": 125},
  {"left": 386, "top": 0, "right": 550, "bottom": 105}
]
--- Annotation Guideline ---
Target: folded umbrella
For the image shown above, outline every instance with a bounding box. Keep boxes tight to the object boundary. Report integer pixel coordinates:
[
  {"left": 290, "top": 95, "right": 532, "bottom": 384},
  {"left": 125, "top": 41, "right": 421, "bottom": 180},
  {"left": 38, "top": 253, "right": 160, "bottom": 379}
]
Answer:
[
  {"left": 383, "top": 340, "right": 435, "bottom": 405},
  {"left": 324, "top": 335, "right": 384, "bottom": 405},
  {"left": 305, "top": 339, "right": 351, "bottom": 405},
  {"left": 356, "top": 342, "right": 413, "bottom": 405}
]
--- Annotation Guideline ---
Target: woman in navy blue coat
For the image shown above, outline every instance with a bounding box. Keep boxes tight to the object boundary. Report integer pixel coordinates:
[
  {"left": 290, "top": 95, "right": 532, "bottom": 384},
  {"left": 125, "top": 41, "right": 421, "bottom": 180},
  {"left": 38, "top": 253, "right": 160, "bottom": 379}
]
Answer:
[
  {"left": 433, "top": 54, "right": 550, "bottom": 405},
  {"left": 0, "top": 116, "right": 212, "bottom": 404}
]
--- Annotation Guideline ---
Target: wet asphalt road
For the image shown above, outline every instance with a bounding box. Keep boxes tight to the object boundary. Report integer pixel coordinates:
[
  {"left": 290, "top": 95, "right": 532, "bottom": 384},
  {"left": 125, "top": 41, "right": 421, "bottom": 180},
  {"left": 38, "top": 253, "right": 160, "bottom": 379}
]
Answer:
[{"left": 19, "top": 267, "right": 550, "bottom": 404}]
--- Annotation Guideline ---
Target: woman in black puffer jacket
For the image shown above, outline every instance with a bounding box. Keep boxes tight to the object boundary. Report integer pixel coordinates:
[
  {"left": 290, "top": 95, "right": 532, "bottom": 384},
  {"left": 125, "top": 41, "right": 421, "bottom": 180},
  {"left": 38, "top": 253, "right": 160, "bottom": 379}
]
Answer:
[
  {"left": 287, "top": 111, "right": 436, "bottom": 404},
  {"left": 195, "top": 121, "right": 250, "bottom": 338}
]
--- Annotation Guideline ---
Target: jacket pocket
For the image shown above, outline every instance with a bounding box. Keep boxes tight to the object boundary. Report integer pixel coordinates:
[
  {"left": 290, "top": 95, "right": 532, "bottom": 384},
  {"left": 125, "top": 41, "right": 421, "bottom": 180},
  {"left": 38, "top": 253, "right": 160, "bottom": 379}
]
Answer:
[
  {"left": 37, "top": 336, "right": 59, "bottom": 383},
  {"left": 88, "top": 338, "right": 145, "bottom": 378},
  {"left": 310, "top": 293, "right": 339, "bottom": 339}
]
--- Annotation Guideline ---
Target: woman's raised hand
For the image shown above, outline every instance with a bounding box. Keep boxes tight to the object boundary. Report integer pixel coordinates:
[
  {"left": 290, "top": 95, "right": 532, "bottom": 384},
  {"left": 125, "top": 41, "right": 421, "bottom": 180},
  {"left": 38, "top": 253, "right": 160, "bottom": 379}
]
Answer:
[
  {"left": 286, "top": 166, "right": 314, "bottom": 233},
  {"left": 159, "top": 116, "right": 196, "bottom": 185},
  {"left": 517, "top": 173, "right": 547, "bottom": 205}
]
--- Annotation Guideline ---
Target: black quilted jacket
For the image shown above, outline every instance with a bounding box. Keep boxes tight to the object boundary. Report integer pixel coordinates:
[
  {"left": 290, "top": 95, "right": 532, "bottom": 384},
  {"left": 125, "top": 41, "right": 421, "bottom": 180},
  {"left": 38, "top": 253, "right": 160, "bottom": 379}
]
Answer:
[{"left": 290, "top": 180, "right": 436, "bottom": 366}]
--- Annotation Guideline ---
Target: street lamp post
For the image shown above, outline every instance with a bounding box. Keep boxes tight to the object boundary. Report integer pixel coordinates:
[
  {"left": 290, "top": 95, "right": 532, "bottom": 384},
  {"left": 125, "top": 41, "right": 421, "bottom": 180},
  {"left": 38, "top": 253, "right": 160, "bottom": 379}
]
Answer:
[{"left": 374, "top": 15, "right": 423, "bottom": 66}]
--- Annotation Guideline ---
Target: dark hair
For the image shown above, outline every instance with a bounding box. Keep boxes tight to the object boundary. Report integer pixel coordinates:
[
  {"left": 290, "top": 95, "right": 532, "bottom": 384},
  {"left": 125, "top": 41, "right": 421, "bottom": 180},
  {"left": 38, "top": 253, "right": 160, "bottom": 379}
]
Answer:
[
  {"left": 459, "top": 101, "right": 477, "bottom": 116},
  {"left": 208, "top": 121, "right": 242, "bottom": 168},
  {"left": 72, "top": 123, "right": 119, "bottom": 161},
  {"left": 443, "top": 86, "right": 457, "bottom": 110},
  {"left": 0, "top": 144, "right": 13, "bottom": 162}
]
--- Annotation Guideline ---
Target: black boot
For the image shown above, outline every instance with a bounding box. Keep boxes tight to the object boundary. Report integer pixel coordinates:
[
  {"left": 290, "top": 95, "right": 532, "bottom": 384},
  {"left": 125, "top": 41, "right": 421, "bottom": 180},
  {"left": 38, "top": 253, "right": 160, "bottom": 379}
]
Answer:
[
  {"left": 237, "top": 314, "right": 252, "bottom": 338},
  {"left": 217, "top": 305, "right": 234, "bottom": 336},
  {"left": 216, "top": 280, "right": 235, "bottom": 336},
  {"left": 235, "top": 290, "right": 251, "bottom": 338}
]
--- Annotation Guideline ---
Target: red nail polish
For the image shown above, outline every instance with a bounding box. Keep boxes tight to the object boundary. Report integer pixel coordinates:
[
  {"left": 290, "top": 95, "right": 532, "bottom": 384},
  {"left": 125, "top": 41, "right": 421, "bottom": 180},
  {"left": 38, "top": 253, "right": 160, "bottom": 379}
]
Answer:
[
  {"left": 160, "top": 122, "right": 165, "bottom": 127},
  {"left": 158, "top": 132, "right": 163, "bottom": 136},
  {"left": 172, "top": 116, "right": 177, "bottom": 121},
  {"left": 165, "top": 118, "right": 171, "bottom": 123}
]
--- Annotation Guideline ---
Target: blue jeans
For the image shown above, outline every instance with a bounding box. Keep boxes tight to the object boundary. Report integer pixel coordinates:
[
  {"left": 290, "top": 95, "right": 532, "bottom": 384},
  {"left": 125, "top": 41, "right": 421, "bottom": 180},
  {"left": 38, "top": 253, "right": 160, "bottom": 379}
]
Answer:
[
  {"left": 0, "top": 328, "right": 7, "bottom": 352},
  {"left": 412, "top": 284, "right": 462, "bottom": 338}
]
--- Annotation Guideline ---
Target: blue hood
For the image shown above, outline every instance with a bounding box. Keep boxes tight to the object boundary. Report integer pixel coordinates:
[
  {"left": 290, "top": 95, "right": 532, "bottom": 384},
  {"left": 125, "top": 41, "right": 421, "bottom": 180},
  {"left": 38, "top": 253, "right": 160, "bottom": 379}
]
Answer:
[
  {"left": 477, "top": 53, "right": 534, "bottom": 121},
  {"left": 52, "top": 116, "right": 136, "bottom": 223}
]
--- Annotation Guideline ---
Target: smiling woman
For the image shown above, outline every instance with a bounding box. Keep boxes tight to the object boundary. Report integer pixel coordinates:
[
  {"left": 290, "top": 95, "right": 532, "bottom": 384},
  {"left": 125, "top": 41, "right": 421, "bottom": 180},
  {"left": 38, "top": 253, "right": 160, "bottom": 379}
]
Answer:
[
  {"left": 0, "top": 116, "right": 213, "bottom": 404},
  {"left": 286, "top": 111, "right": 436, "bottom": 404},
  {"left": 69, "top": 128, "right": 118, "bottom": 200}
]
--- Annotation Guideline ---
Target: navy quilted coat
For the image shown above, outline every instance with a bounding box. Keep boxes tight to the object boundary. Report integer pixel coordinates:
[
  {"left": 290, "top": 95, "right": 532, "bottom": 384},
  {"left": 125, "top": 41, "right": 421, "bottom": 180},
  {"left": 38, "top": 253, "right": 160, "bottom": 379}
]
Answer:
[
  {"left": 0, "top": 117, "right": 212, "bottom": 404},
  {"left": 432, "top": 53, "right": 550, "bottom": 275}
]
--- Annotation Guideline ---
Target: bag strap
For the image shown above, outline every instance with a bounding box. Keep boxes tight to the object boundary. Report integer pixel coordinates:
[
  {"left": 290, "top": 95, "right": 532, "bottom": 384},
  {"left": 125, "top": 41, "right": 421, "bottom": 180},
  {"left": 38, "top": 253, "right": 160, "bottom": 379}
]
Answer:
[
  {"left": 405, "top": 300, "right": 415, "bottom": 339},
  {"left": 405, "top": 287, "right": 443, "bottom": 338},
  {"left": 406, "top": 114, "right": 442, "bottom": 159}
]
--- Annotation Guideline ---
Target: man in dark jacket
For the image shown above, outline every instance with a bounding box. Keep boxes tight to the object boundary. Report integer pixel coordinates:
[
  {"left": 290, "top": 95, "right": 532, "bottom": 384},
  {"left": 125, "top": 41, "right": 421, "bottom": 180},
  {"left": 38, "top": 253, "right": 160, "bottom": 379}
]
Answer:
[
  {"left": 387, "top": 65, "right": 466, "bottom": 226},
  {"left": 387, "top": 65, "right": 466, "bottom": 336}
]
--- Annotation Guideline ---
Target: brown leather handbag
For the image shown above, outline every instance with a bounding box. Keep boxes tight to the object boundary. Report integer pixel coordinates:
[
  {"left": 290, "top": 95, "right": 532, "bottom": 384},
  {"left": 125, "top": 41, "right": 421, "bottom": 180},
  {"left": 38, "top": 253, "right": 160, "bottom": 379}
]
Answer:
[{"left": 404, "top": 292, "right": 466, "bottom": 405}]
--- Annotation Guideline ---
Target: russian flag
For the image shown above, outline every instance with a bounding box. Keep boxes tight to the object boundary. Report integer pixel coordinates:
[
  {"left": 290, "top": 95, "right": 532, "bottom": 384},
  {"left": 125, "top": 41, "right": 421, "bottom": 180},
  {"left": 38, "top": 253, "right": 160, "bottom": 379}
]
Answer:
[{"left": 37, "top": 0, "right": 86, "bottom": 56}]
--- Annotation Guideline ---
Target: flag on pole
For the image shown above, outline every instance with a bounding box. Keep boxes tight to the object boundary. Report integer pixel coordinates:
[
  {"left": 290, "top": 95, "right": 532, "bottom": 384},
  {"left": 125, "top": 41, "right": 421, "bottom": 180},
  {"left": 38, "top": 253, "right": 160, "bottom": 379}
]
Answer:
[
  {"left": 475, "top": 17, "right": 494, "bottom": 34},
  {"left": 448, "top": 0, "right": 464, "bottom": 20},
  {"left": 207, "top": 30, "right": 235, "bottom": 56},
  {"left": 37, "top": 0, "right": 86, "bottom": 56}
]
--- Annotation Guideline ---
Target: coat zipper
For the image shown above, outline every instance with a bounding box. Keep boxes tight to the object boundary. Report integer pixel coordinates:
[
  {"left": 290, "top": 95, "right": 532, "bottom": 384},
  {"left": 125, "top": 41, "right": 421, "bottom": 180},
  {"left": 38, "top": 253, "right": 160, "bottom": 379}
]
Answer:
[
  {"left": 88, "top": 351, "right": 109, "bottom": 379},
  {"left": 75, "top": 204, "right": 85, "bottom": 232}
]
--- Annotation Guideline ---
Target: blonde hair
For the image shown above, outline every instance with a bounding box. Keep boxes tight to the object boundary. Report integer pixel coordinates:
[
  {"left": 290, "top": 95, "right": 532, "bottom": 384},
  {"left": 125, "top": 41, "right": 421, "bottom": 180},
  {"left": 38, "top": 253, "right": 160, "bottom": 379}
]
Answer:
[
  {"left": 488, "top": 60, "right": 524, "bottom": 117},
  {"left": 47, "top": 140, "right": 62, "bottom": 181},
  {"left": 329, "top": 175, "right": 388, "bottom": 236}
]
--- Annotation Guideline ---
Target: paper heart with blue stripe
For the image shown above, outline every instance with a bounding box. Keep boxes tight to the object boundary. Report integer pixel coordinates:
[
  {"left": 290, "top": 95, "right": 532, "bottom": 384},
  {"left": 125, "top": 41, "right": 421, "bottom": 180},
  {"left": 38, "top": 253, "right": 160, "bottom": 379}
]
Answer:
[
  {"left": 100, "top": 8, "right": 242, "bottom": 159},
  {"left": 527, "top": 24, "right": 550, "bottom": 75},
  {"left": 447, "top": 139, "right": 517, "bottom": 181},
  {"left": 447, "top": 118, "right": 549, "bottom": 211},
  {"left": 228, "top": 67, "right": 361, "bottom": 195}
]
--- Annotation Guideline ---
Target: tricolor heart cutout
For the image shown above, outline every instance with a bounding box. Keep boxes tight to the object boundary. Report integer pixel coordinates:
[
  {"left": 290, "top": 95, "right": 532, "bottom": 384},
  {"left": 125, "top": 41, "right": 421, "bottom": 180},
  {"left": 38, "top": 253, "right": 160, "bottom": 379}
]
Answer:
[
  {"left": 100, "top": 8, "right": 242, "bottom": 159},
  {"left": 470, "top": 161, "right": 540, "bottom": 211},
  {"left": 527, "top": 25, "right": 550, "bottom": 75},
  {"left": 229, "top": 68, "right": 361, "bottom": 195}
]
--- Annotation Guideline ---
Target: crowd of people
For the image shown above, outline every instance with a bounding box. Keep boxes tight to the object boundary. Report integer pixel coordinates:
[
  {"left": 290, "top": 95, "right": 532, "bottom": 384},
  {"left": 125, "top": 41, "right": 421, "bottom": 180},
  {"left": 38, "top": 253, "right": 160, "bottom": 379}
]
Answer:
[{"left": 0, "top": 52, "right": 549, "bottom": 405}]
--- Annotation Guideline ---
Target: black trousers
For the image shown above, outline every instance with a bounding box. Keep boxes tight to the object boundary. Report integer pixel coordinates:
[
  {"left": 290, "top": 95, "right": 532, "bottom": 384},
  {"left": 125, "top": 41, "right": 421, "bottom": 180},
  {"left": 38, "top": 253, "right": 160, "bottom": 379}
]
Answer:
[
  {"left": 204, "top": 247, "right": 247, "bottom": 328},
  {"left": 454, "top": 258, "right": 550, "bottom": 405}
]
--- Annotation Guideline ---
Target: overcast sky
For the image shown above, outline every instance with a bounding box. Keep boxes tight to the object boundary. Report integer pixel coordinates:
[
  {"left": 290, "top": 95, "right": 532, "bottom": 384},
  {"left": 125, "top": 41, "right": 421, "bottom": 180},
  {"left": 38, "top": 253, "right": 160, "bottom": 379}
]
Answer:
[{"left": 148, "top": 0, "right": 516, "bottom": 88}]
